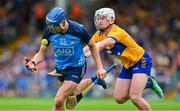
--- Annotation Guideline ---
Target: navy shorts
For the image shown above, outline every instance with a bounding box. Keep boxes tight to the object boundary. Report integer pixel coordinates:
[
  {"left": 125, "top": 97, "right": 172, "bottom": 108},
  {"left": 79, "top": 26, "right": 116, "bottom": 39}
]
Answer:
[
  {"left": 119, "top": 52, "right": 152, "bottom": 79},
  {"left": 56, "top": 63, "right": 87, "bottom": 84}
]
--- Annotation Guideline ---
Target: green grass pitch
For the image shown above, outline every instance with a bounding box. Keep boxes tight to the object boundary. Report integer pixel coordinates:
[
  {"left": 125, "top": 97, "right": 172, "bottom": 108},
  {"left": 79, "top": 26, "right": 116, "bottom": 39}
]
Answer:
[{"left": 0, "top": 97, "right": 180, "bottom": 110}]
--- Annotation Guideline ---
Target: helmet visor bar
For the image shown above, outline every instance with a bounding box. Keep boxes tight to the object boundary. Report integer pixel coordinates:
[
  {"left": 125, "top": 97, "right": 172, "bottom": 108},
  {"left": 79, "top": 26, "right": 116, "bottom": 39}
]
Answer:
[{"left": 45, "top": 19, "right": 60, "bottom": 28}]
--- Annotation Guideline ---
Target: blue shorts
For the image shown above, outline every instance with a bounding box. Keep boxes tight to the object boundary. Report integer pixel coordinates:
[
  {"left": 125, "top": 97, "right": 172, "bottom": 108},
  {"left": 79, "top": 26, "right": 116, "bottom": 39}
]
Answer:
[
  {"left": 56, "top": 63, "right": 87, "bottom": 84},
  {"left": 119, "top": 52, "right": 152, "bottom": 79}
]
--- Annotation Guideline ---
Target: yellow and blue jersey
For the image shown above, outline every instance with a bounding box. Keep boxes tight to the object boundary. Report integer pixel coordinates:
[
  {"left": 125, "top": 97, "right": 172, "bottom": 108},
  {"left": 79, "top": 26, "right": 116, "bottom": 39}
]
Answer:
[{"left": 92, "top": 24, "right": 145, "bottom": 68}]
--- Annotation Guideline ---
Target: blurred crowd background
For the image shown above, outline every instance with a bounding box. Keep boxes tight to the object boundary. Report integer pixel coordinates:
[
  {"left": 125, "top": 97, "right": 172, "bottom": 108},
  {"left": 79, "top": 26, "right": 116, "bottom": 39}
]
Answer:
[{"left": 0, "top": 0, "right": 180, "bottom": 100}]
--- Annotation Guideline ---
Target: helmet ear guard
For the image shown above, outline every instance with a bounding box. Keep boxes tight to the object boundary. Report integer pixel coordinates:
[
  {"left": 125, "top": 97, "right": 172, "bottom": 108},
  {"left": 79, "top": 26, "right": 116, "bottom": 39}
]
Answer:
[{"left": 109, "top": 17, "right": 114, "bottom": 24}]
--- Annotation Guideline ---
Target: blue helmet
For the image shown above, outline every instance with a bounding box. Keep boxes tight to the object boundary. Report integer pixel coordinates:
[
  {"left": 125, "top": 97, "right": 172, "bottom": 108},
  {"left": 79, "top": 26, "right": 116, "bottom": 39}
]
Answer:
[{"left": 45, "top": 7, "right": 67, "bottom": 27}]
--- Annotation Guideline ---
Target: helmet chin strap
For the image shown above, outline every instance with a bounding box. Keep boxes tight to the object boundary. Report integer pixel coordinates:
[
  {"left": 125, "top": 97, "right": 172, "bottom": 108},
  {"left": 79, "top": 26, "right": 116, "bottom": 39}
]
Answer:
[
  {"left": 60, "top": 23, "right": 66, "bottom": 30},
  {"left": 60, "top": 20, "right": 69, "bottom": 33}
]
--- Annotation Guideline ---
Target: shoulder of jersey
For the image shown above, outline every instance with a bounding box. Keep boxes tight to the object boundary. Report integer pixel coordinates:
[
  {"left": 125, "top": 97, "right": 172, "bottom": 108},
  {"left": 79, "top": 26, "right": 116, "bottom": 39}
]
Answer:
[
  {"left": 68, "top": 20, "right": 85, "bottom": 33},
  {"left": 111, "top": 24, "right": 121, "bottom": 31}
]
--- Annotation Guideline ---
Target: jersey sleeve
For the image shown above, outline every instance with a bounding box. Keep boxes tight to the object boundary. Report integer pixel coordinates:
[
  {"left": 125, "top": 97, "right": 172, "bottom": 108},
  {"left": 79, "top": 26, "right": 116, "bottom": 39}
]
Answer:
[
  {"left": 108, "top": 32, "right": 121, "bottom": 42},
  {"left": 41, "top": 27, "right": 53, "bottom": 46},
  {"left": 107, "top": 31, "right": 123, "bottom": 42},
  {"left": 80, "top": 26, "right": 92, "bottom": 44}
]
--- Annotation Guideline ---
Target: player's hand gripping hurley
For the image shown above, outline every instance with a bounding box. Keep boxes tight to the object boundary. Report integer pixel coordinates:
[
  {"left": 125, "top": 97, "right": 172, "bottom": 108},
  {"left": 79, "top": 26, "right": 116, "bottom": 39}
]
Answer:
[{"left": 82, "top": 63, "right": 117, "bottom": 96}]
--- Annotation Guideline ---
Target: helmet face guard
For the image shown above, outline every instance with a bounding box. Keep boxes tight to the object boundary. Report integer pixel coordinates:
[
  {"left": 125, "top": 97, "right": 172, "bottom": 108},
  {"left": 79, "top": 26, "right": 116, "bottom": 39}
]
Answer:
[
  {"left": 94, "top": 15, "right": 109, "bottom": 30},
  {"left": 94, "top": 8, "right": 115, "bottom": 31},
  {"left": 46, "top": 20, "right": 66, "bottom": 33}
]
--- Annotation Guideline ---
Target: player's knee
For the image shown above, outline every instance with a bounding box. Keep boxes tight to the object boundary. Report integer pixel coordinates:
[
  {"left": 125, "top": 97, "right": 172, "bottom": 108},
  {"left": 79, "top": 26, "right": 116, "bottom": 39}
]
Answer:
[
  {"left": 72, "top": 89, "right": 80, "bottom": 95},
  {"left": 114, "top": 95, "right": 128, "bottom": 104},
  {"left": 130, "top": 94, "right": 141, "bottom": 104},
  {"left": 55, "top": 96, "right": 65, "bottom": 107}
]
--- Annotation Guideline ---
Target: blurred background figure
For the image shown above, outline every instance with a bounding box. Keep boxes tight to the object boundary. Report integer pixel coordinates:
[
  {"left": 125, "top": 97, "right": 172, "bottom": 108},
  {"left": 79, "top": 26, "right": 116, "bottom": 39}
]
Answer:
[{"left": 0, "top": 0, "right": 179, "bottom": 101}]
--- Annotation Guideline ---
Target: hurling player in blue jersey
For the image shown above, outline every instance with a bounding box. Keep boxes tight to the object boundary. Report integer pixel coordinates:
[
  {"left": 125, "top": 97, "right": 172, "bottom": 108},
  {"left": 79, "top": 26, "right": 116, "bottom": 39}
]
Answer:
[{"left": 24, "top": 7, "right": 107, "bottom": 110}]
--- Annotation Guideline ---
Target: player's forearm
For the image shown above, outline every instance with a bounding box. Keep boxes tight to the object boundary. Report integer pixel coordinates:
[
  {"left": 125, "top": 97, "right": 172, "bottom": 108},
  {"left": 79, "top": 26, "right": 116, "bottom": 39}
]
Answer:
[
  {"left": 89, "top": 45, "right": 103, "bottom": 70},
  {"left": 84, "top": 45, "right": 91, "bottom": 58},
  {"left": 31, "top": 45, "right": 46, "bottom": 65},
  {"left": 83, "top": 45, "right": 89, "bottom": 53},
  {"left": 84, "top": 42, "right": 104, "bottom": 58},
  {"left": 31, "top": 52, "right": 44, "bottom": 65}
]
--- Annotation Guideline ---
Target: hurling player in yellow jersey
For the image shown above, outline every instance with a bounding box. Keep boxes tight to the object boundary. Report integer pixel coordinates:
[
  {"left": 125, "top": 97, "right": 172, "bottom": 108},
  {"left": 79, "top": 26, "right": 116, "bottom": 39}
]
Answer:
[
  {"left": 65, "top": 8, "right": 164, "bottom": 110},
  {"left": 83, "top": 8, "right": 163, "bottom": 110}
]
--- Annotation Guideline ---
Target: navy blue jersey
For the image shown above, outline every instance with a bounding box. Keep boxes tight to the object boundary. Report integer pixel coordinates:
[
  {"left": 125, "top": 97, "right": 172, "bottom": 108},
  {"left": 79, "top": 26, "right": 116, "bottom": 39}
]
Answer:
[{"left": 42, "top": 20, "right": 92, "bottom": 70}]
